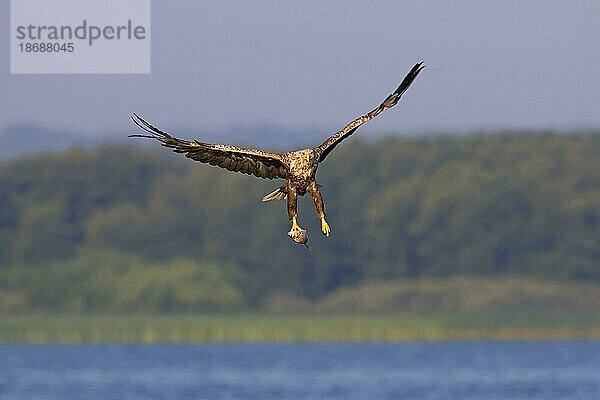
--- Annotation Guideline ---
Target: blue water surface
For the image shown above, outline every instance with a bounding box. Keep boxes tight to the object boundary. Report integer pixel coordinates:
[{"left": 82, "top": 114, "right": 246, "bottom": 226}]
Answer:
[{"left": 1, "top": 342, "right": 599, "bottom": 400}]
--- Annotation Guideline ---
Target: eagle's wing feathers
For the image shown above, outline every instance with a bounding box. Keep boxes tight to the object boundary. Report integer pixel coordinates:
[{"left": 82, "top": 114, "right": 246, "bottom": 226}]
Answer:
[
  {"left": 316, "top": 62, "right": 424, "bottom": 162},
  {"left": 130, "top": 114, "right": 289, "bottom": 179}
]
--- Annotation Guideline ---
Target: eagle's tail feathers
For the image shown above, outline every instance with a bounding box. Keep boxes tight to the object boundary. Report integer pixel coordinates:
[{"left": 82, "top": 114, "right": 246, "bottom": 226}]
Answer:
[{"left": 262, "top": 187, "right": 287, "bottom": 202}]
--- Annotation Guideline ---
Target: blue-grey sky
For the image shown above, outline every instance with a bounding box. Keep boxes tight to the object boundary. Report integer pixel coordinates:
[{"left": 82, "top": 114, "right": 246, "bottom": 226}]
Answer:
[{"left": 2, "top": 1, "right": 600, "bottom": 138}]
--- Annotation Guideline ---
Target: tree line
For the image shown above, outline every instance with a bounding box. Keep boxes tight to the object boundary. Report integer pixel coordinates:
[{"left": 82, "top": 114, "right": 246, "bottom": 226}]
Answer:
[{"left": 0, "top": 132, "right": 598, "bottom": 311}]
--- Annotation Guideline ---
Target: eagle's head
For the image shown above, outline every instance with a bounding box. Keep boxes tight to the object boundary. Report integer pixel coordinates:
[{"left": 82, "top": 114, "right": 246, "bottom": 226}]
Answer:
[{"left": 287, "top": 227, "right": 308, "bottom": 246}]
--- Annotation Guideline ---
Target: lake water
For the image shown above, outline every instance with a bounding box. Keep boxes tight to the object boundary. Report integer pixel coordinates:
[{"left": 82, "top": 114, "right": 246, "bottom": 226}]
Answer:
[{"left": 1, "top": 342, "right": 599, "bottom": 399}]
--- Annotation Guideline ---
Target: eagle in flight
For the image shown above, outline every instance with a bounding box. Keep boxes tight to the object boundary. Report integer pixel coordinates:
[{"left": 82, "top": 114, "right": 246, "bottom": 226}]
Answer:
[{"left": 131, "top": 62, "right": 424, "bottom": 246}]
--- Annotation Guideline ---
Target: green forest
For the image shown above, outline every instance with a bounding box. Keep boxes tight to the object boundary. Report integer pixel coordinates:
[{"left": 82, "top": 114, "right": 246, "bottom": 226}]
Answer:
[{"left": 0, "top": 132, "right": 599, "bottom": 314}]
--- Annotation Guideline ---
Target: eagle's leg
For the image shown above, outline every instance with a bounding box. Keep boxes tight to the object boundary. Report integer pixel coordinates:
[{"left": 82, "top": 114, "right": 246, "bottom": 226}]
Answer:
[
  {"left": 308, "top": 182, "right": 330, "bottom": 237},
  {"left": 287, "top": 186, "right": 302, "bottom": 232}
]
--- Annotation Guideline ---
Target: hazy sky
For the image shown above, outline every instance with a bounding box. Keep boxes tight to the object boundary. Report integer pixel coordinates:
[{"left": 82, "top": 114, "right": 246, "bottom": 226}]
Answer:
[{"left": 2, "top": 1, "right": 600, "bottom": 137}]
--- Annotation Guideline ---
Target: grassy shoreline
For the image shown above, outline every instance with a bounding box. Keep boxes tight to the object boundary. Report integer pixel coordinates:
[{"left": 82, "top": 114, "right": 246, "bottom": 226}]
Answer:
[{"left": 2, "top": 313, "right": 600, "bottom": 343}]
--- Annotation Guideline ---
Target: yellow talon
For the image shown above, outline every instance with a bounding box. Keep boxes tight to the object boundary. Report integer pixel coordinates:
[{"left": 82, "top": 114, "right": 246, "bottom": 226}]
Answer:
[
  {"left": 321, "top": 218, "right": 330, "bottom": 238},
  {"left": 291, "top": 217, "right": 301, "bottom": 232}
]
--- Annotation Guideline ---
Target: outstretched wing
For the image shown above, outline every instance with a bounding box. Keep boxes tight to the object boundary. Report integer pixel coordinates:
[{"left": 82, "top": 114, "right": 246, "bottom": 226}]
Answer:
[
  {"left": 130, "top": 114, "right": 289, "bottom": 179},
  {"left": 316, "top": 62, "right": 425, "bottom": 162}
]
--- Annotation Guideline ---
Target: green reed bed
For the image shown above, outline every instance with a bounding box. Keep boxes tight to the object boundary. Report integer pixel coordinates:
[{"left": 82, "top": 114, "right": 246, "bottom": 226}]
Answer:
[{"left": 1, "top": 313, "right": 599, "bottom": 343}]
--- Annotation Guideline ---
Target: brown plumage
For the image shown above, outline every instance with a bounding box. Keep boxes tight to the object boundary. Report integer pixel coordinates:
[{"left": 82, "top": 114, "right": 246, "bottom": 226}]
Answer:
[{"left": 130, "top": 62, "right": 424, "bottom": 244}]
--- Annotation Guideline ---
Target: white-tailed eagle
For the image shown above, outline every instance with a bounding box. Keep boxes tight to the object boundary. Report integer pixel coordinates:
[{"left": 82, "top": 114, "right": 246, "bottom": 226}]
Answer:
[{"left": 131, "top": 62, "right": 424, "bottom": 245}]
